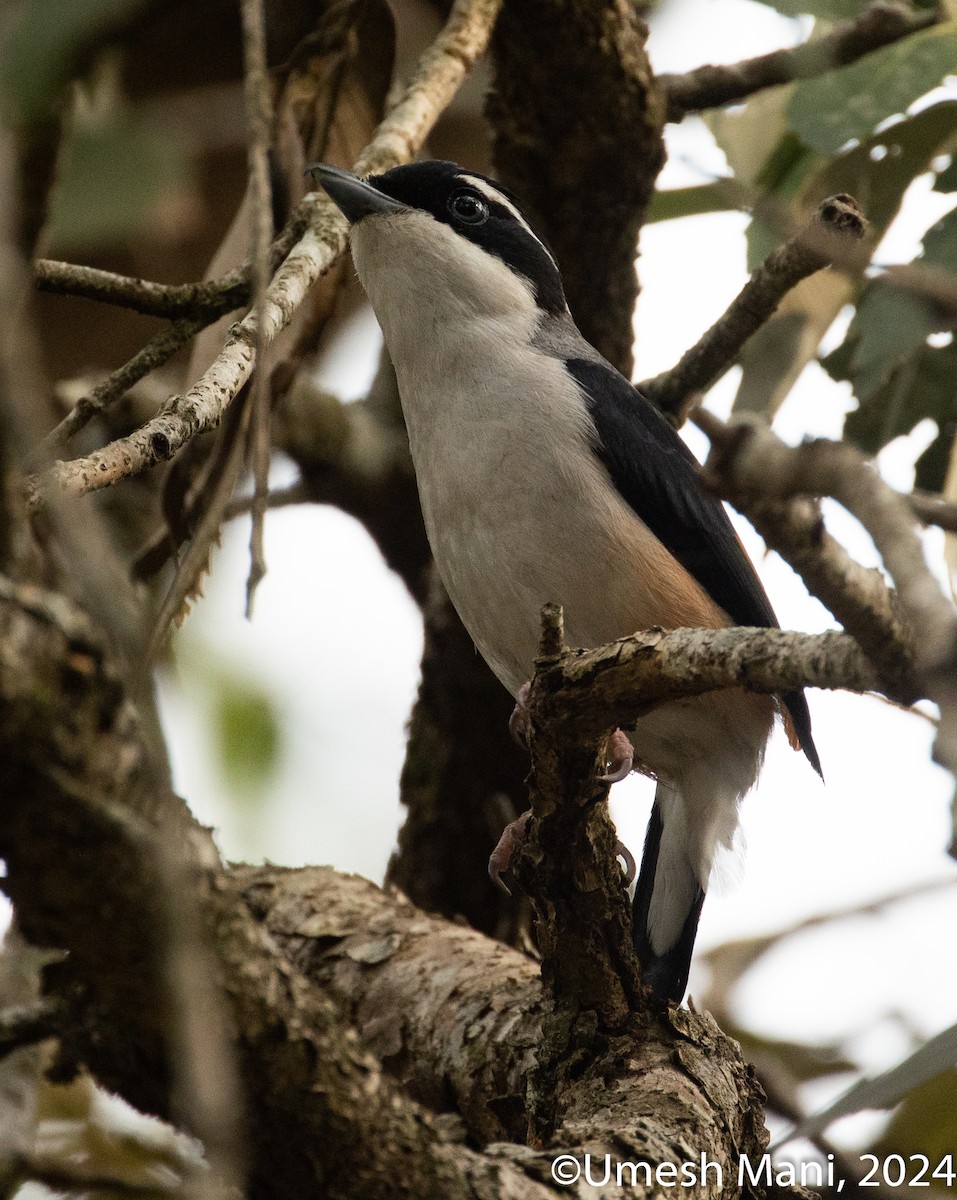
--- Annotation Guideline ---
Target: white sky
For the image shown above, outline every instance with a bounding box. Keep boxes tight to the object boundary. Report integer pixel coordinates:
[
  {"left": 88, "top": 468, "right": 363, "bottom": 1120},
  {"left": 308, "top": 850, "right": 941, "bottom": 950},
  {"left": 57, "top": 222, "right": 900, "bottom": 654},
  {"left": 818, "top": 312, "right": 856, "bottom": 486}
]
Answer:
[{"left": 158, "top": 0, "right": 957, "bottom": 1151}]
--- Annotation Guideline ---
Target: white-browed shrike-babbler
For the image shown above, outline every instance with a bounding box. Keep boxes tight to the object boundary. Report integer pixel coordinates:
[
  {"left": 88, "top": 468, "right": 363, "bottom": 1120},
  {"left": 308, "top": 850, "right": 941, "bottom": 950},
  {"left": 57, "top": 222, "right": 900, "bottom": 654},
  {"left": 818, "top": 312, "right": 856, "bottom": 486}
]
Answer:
[{"left": 308, "top": 159, "right": 822, "bottom": 1003}]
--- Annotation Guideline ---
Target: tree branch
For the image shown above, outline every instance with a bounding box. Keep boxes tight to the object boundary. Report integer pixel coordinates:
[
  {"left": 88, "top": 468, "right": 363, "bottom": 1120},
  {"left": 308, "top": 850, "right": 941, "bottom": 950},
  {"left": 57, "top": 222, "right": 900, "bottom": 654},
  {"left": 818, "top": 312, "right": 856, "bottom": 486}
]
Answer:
[
  {"left": 28, "top": 0, "right": 503, "bottom": 507},
  {"left": 239, "top": 0, "right": 275, "bottom": 616},
  {"left": 694, "top": 409, "right": 919, "bottom": 702},
  {"left": 641, "top": 194, "right": 868, "bottom": 422},
  {"left": 660, "top": 1, "right": 940, "bottom": 121},
  {"left": 0, "top": 575, "right": 814, "bottom": 1199},
  {"left": 488, "top": 0, "right": 665, "bottom": 375},
  {"left": 694, "top": 413, "right": 957, "bottom": 794}
]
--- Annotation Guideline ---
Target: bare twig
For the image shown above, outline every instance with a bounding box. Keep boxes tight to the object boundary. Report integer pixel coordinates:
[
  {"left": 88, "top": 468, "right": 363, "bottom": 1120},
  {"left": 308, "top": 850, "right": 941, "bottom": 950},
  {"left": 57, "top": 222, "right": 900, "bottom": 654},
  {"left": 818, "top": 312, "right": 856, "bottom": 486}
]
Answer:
[
  {"left": 910, "top": 488, "right": 957, "bottom": 534},
  {"left": 240, "top": 0, "right": 275, "bottom": 618},
  {"left": 660, "top": 1, "right": 940, "bottom": 121},
  {"left": 33, "top": 317, "right": 203, "bottom": 462},
  {"left": 695, "top": 413, "right": 957, "bottom": 794},
  {"left": 28, "top": 0, "right": 503, "bottom": 508},
  {"left": 694, "top": 408, "right": 919, "bottom": 700},
  {"left": 641, "top": 194, "right": 868, "bottom": 422},
  {"left": 32, "top": 215, "right": 310, "bottom": 318}
]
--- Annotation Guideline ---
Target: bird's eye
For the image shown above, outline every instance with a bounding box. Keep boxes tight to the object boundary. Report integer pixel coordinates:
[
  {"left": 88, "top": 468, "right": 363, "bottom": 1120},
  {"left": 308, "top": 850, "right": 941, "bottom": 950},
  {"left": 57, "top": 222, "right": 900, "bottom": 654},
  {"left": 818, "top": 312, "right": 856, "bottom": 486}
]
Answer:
[{"left": 448, "top": 190, "right": 489, "bottom": 225}]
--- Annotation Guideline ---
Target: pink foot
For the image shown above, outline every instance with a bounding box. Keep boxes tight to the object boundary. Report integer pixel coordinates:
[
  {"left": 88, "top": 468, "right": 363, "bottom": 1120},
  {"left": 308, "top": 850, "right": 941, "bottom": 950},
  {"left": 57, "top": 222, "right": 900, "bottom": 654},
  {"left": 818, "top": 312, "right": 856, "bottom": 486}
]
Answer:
[
  {"left": 599, "top": 728, "right": 634, "bottom": 784},
  {"left": 488, "top": 809, "right": 532, "bottom": 894},
  {"left": 508, "top": 682, "right": 532, "bottom": 747}
]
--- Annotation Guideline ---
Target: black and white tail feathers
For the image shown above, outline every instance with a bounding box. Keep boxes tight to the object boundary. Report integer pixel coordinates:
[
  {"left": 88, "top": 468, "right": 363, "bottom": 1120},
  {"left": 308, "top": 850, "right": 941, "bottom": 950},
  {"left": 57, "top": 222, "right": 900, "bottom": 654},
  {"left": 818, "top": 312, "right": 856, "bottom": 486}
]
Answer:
[{"left": 632, "top": 790, "right": 705, "bottom": 1003}]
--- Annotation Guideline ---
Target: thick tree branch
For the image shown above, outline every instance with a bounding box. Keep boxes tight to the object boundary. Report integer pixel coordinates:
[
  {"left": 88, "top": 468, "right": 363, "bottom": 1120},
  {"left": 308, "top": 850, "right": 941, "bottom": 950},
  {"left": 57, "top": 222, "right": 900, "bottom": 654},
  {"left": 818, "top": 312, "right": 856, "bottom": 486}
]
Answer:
[
  {"left": 533, "top": 622, "right": 880, "bottom": 743},
  {"left": 28, "top": 0, "right": 502, "bottom": 507},
  {"left": 0, "top": 575, "right": 816, "bottom": 1199},
  {"left": 488, "top": 0, "right": 665, "bottom": 374},
  {"left": 660, "top": 1, "right": 940, "bottom": 121},
  {"left": 241, "top": 863, "right": 782, "bottom": 1200},
  {"left": 641, "top": 195, "right": 868, "bottom": 422}
]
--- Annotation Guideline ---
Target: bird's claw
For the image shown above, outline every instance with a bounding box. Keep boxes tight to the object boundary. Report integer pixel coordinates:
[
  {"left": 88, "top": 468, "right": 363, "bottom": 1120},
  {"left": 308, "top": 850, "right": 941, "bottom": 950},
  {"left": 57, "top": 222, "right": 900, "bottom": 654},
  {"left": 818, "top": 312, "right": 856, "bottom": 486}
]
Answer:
[
  {"left": 488, "top": 809, "right": 532, "bottom": 894},
  {"left": 599, "top": 728, "right": 634, "bottom": 783},
  {"left": 615, "top": 839, "right": 637, "bottom": 886},
  {"left": 508, "top": 681, "right": 532, "bottom": 747}
]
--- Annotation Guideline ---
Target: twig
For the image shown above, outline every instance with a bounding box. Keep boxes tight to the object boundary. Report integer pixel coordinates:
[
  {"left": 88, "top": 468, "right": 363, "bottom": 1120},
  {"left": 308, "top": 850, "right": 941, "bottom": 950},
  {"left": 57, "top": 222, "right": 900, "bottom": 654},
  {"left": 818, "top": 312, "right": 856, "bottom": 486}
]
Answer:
[
  {"left": 240, "top": 0, "right": 275, "bottom": 618},
  {"left": 910, "top": 488, "right": 957, "bottom": 534},
  {"left": 641, "top": 194, "right": 868, "bottom": 422},
  {"left": 32, "top": 214, "right": 310, "bottom": 318},
  {"left": 695, "top": 412, "right": 957, "bottom": 793},
  {"left": 33, "top": 316, "right": 204, "bottom": 463},
  {"left": 28, "top": 0, "right": 503, "bottom": 508},
  {"left": 660, "top": 1, "right": 939, "bottom": 121},
  {"left": 0, "top": 997, "right": 63, "bottom": 1058},
  {"left": 693, "top": 408, "right": 918, "bottom": 701},
  {"left": 225, "top": 481, "right": 310, "bottom": 520}
]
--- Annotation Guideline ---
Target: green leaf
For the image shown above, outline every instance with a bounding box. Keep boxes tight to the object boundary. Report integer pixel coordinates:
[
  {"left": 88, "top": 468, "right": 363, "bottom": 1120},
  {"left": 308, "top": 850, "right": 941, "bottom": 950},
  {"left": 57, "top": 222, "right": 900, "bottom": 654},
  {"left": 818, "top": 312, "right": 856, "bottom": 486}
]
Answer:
[
  {"left": 876, "top": 1069, "right": 957, "bottom": 1164},
  {"left": 840, "top": 282, "right": 939, "bottom": 400},
  {"left": 753, "top": 0, "right": 875, "bottom": 18},
  {"left": 732, "top": 101, "right": 957, "bottom": 420},
  {"left": 0, "top": 0, "right": 148, "bottom": 126},
  {"left": 45, "top": 109, "right": 186, "bottom": 253},
  {"left": 837, "top": 339, "right": 957, "bottom": 489},
  {"left": 210, "top": 675, "right": 282, "bottom": 794},
  {"left": 935, "top": 154, "right": 957, "bottom": 192},
  {"left": 921, "top": 205, "right": 957, "bottom": 267},
  {"left": 787, "top": 24, "right": 957, "bottom": 154},
  {"left": 646, "top": 181, "right": 744, "bottom": 223},
  {"left": 776, "top": 1020, "right": 957, "bottom": 1147}
]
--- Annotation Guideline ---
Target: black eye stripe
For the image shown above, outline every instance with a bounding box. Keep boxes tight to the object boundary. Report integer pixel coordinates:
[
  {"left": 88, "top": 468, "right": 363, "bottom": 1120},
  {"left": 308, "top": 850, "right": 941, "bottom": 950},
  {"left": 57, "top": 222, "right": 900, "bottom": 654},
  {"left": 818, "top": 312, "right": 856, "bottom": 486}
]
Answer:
[{"left": 368, "top": 160, "right": 567, "bottom": 315}]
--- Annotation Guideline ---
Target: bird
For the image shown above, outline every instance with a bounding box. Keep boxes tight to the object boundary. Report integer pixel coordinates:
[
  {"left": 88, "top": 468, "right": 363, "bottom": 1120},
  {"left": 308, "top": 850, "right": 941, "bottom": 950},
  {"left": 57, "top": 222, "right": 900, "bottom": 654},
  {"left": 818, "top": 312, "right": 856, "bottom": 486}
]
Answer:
[{"left": 308, "top": 158, "right": 822, "bottom": 1003}]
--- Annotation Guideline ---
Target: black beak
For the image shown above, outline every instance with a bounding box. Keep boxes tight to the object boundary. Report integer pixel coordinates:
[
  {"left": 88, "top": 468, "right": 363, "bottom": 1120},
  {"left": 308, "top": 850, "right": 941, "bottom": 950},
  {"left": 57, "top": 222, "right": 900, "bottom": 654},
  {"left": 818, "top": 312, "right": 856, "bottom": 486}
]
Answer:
[{"left": 305, "top": 164, "right": 406, "bottom": 223}]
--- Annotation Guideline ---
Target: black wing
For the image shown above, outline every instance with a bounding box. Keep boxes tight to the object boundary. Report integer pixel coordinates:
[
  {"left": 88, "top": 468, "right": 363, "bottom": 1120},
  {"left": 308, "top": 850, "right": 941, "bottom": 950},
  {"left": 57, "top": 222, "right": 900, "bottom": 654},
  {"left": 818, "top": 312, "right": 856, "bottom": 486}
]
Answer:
[{"left": 567, "top": 357, "right": 821, "bottom": 777}]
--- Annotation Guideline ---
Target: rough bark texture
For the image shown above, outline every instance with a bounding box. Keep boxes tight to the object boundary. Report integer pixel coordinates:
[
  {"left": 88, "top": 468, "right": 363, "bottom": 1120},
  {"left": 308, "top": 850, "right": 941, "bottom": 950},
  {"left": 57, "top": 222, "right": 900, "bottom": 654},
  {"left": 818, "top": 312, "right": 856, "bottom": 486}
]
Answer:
[
  {"left": 0, "top": 578, "right": 833, "bottom": 1198},
  {"left": 487, "top": 0, "right": 665, "bottom": 375}
]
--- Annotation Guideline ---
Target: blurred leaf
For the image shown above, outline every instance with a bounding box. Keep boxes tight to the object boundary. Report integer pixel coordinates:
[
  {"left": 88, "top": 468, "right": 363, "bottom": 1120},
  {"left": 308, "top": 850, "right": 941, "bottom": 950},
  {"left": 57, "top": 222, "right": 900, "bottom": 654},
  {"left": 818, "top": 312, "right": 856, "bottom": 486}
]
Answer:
[
  {"left": 787, "top": 24, "right": 957, "bottom": 154},
  {"left": 733, "top": 101, "right": 957, "bottom": 418},
  {"left": 777, "top": 1020, "right": 957, "bottom": 1146},
  {"left": 0, "top": 0, "right": 148, "bottom": 126},
  {"left": 210, "top": 675, "right": 281, "bottom": 793},
  {"left": 728, "top": 1025, "right": 857, "bottom": 1084},
  {"left": 45, "top": 108, "right": 186, "bottom": 252},
  {"left": 751, "top": 0, "right": 875, "bottom": 17},
  {"left": 707, "top": 85, "right": 799, "bottom": 189},
  {"left": 935, "top": 154, "right": 957, "bottom": 191},
  {"left": 921, "top": 205, "right": 957, "bottom": 267},
  {"left": 876, "top": 1069, "right": 957, "bottom": 1165},
  {"left": 834, "top": 338, "right": 957, "bottom": 490},
  {"left": 832, "top": 281, "right": 939, "bottom": 401},
  {"left": 646, "top": 181, "right": 743, "bottom": 223}
]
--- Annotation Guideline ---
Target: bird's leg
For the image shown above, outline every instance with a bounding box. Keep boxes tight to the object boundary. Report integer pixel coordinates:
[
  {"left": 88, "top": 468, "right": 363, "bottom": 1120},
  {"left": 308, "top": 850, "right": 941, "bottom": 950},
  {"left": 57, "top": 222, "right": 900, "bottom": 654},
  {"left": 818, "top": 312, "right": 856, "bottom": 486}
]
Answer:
[
  {"left": 599, "top": 728, "right": 634, "bottom": 783},
  {"left": 508, "top": 680, "right": 532, "bottom": 746},
  {"left": 488, "top": 808, "right": 531, "bottom": 894}
]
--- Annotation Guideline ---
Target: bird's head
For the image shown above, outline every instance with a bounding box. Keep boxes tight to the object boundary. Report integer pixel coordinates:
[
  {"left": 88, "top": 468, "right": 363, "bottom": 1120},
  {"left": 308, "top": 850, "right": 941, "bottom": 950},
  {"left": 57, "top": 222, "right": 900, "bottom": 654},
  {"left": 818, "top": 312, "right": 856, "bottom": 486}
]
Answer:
[{"left": 307, "top": 160, "right": 567, "bottom": 329}]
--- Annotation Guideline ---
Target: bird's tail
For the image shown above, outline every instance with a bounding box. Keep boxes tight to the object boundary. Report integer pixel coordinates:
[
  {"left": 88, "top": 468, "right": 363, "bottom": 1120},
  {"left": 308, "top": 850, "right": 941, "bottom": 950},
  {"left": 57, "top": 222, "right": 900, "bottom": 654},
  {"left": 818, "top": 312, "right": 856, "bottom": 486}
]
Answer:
[{"left": 632, "top": 785, "right": 705, "bottom": 1003}]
